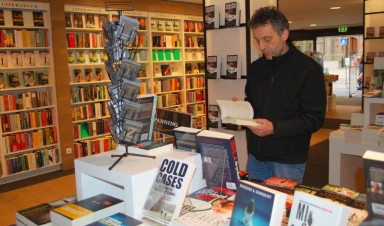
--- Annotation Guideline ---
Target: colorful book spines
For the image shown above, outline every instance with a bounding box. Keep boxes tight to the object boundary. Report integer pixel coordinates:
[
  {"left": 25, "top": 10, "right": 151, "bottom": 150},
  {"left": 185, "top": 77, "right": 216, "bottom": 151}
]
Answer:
[
  {"left": 0, "top": 29, "right": 48, "bottom": 48},
  {"left": 66, "top": 32, "right": 103, "bottom": 48},
  {"left": 1, "top": 109, "right": 54, "bottom": 133},
  {"left": 73, "top": 120, "right": 111, "bottom": 139},
  {"left": 74, "top": 136, "right": 113, "bottom": 158},
  {"left": 71, "top": 102, "right": 109, "bottom": 121},
  {"left": 70, "top": 85, "right": 109, "bottom": 103},
  {"left": 0, "top": 91, "right": 50, "bottom": 112}
]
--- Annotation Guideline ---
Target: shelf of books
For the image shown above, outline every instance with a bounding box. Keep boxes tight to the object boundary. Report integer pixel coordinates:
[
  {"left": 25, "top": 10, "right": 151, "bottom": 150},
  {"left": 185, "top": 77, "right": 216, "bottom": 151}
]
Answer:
[
  {"left": 64, "top": 5, "right": 115, "bottom": 158},
  {"left": 363, "top": 0, "right": 384, "bottom": 92},
  {"left": 0, "top": 1, "right": 61, "bottom": 184}
]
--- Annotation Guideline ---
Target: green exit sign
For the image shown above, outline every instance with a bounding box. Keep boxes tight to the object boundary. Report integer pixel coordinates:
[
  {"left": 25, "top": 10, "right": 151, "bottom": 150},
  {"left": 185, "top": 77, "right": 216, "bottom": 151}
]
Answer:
[{"left": 339, "top": 26, "right": 348, "bottom": 32}]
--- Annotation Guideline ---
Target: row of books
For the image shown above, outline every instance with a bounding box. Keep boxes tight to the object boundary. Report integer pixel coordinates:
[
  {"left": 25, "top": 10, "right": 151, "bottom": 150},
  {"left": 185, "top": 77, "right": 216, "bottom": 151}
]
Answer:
[
  {"left": 65, "top": 12, "right": 107, "bottom": 29},
  {"left": 152, "top": 49, "right": 181, "bottom": 61},
  {"left": 186, "top": 103, "right": 205, "bottom": 116},
  {"left": 185, "top": 62, "right": 204, "bottom": 75},
  {"left": 366, "top": 26, "right": 384, "bottom": 38},
  {"left": 153, "top": 78, "right": 181, "bottom": 93},
  {"left": 185, "top": 49, "right": 205, "bottom": 61},
  {"left": 1, "top": 109, "right": 54, "bottom": 133},
  {"left": 185, "top": 35, "right": 204, "bottom": 48},
  {"left": 183, "top": 20, "right": 204, "bottom": 33},
  {"left": 0, "top": 70, "right": 48, "bottom": 89},
  {"left": 206, "top": 54, "right": 242, "bottom": 79},
  {"left": 3, "top": 127, "right": 58, "bottom": 153},
  {"left": 186, "top": 90, "right": 205, "bottom": 103},
  {"left": 0, "top": 50, "right": 50, "bottom": 68},
  {"left": 70, "top": 84, "right": 109, "bottom": 103},
  {"left": 66, "top": 32, "right": 104, "bottom": 48},
  {"left": 156, "top": 92, "right": 182, "bottom": 108},
  {"left": 152, "top": 34, "right": 181, "bottom": 48},
  {"left": 185, "top": 76, "right": 205, "bottom": 89},
  {"left": 69, "top": 68, "right": 106, "bottom": 83},
  {"left": 0, "top": 91, "right": 50, "bottom": 112},
  {"left": 0, "top": 29, "right": 48, "bottom": 48},
  {"left": 330, "top": 125, "right": 384, "bottom": 147},
  {"left": 67, "top": 50, "right": 108, "bottom": 65},
  {"left": 73, "top": 120, "right": 111, "bottom": 140},
  {"left": 6, "top": 148, "right": 60, "bottom": 175},
  {"left": 150, "top": 19, "right": 181, "bottom": 32},
  {"left": 205, "top": 2, "right": 241, "bottom": 29},
  {"left": 74, "top": 136, "right": 115, "bottom": 158},
  {"left": 0, "top": 9, "right": 45, "bottom": 27},
  {"left": 72, "top": 102, "right": 109, "bottom": 122}
]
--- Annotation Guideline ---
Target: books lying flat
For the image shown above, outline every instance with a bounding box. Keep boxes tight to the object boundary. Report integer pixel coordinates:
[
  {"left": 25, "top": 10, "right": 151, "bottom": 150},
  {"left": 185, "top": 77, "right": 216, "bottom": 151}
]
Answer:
[
  {"left": 50, "top": 194, "right": 125, "bottom": 226},
  {"left": 126, "top": 141, "right": 173, "bottom": 155},
  {"left": 216, "top": 100, "right": 260, "bottom": 126},
  {"left": 87, "top": 212, "right": 145, "bottom": 225}
]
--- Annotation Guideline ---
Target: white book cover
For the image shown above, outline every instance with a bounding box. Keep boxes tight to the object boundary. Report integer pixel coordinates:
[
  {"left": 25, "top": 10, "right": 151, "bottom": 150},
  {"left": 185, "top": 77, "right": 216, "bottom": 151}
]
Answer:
[
  {"left": 0, "top": 51, "right": 8, "bottom": 68},
  {"left": 206, "top": 55, "right": 221, "bottom": 79},
  {"left": 288, "top": 191, "right": 349, "bottom": 226},
  {"left": 205, "top": 5, "right": 220, "bottom": 29},
  {"left": 225, "top": 1, "right": 240, "bottom": 27},
  {"left": 225, "top": 54, "right": 241, "bottom": 79},
  {"left": 142, "top": 157, "right": 196, "bottom": 225}
]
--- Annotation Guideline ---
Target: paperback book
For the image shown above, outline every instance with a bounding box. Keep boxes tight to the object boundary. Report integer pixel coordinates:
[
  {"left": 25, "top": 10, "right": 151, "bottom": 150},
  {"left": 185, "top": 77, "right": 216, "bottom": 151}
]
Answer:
[
  {"left": 11, "top": 51, "right": 22, "bottom": 67},
  {"left": 39, "top": 50, "right": 50, "bottom": 65},
  {"left": 225, "top": 54, "right": 241, "bottom": 79},
  {"left": 33, "top": 11, "right": 44, "bottom": 27},
  {"left": 23, "top": 51, "right": 35, "bottom": 66},
  {"left": 65, "top": 13, "right": 72, "bottom": 28},
  {"left": 12, "top": 10, "right": 24, "bottom": 26},
  {"left": 0, "top": 51, "right": 7, "bottom": 67},
  {"left": 208, "top": 104, "right": 220, "bottom": 128},
  {"left": 206, "top": 55, "right": 221, "bottom": 79},
  {"left": 216, "top": 99, "right": 260, "bottom": 126},
  {"left": 7, "top": 72, "right": 21, "bottom": 88},
  {"left": 142, "top": 157, "right": 196, "bottom": 225},
  {"left": 36, "top": 70, "right": 49, "bottom": 85},
  {"left": 0, "top": 9, "right": 4, "bottom": 26},
  {"left": 225, "top": 2, "right": 240, "bottom": 27},
  {"left": 73, "top": 13, "right": 84, "bottom": 28},
  {"left": 23, "top": 71, "right": 37, "bottom": 87},
  {"left": 85, "top": 14, "right": 96, "bottom": 28},
  {"left": 205, "top": 5, "right": 220, "bottom": 29},
  {"left": 87, "top": 212, "right": 144, "bottom": 226},
  {"left": 89, "top": 51, "right": 100, "bottom": 64},
  {"left": 126, "top": 140, "right": 173, "bottom": 155},
  {"left": 173, "top": 126, "right": 202, "bottom": 152},
  {"left": 0, "top": 73, "right": 5, "bottom": 89}
]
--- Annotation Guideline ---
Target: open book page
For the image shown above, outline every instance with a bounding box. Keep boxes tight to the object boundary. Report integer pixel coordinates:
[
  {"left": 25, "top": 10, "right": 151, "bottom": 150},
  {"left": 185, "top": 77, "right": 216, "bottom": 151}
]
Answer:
[{"left": 216, "top": 100, "right": 260, "bottom": 126}]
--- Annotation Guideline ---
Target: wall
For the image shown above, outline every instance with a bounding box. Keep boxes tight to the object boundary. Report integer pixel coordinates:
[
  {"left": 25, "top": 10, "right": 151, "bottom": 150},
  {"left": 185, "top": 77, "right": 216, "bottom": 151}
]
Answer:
[{"left": 20, "top": 0, "right": 202, "bottom": 170}]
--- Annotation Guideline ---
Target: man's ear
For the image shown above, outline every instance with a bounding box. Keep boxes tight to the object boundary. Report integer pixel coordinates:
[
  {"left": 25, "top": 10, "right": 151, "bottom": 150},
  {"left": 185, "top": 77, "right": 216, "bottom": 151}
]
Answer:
[{"left": 282, "top": 29, "right": 289, "bottom": 41}]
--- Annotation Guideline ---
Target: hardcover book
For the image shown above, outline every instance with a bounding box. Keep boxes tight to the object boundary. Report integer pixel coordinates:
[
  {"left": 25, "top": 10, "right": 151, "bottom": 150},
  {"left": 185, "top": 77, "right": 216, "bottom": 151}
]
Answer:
[
  {"left": 173, "top": 126, "right": 202, "bottom": 153},
  {"left": 73, "top": 13, "right": 84, "bottom": 28},
  {"left": 16, "top": 195, "right": 77, "bottom": 226},
  {"left": 205, "top": 5, "right": 220, "bottom": 29},
  {"left": 39, "top": 50, "right": 50, "bottom": 65},
  {"left": 261, "top": 176, "right": 300, "bottom": 194},
  {"left": 196, "top": 129, "right": 240, "bottom": 190},
  {"left": 288, "top": 191, "right": 349, "bottom": 226},
  {"left": 225, "top": 2, "right": 240, "bottom": 27},
  {"left": 225, "top": 54, "right": 241, "bottom": 79},
  {"left": 142, "top": 157, "right": 196, "bottom": 225},
  {"left": 85, "top": 14, "right": 96, "bottom": 28},
  {"left": 87, "top": 212, "right": 144, "bottom": 226},
  {"left": 206, "top": 55, "right": 221, "bottom": 79},
  {"left": 230, "top": 180, "right": 287, "bottom": 226},
  {"left": 7, "top": 72, "right": 21, "bottom": 88},
  {"left": 50, "top": 194, "right": 125, "bottom": 226},
  {"left": 135, "top": 94, "right": 158, "bottom": 142},
  {"left": 33, "top": 11, "right": 44, "bottom": 27},
  {"left": 216, "top": 99, "right": 260, "bottom": 126},
  {"left": 23, "top": 51, "right": 35, "bottom": 66},
  {"left": 208, "top": 104, "right": 220, "bottom": 128},
  {"left": 23, "top": 71, "right": 37, "bottom": 87},
  {"left": 12, "top": 10, "right": 24, "bottom": 26},
  {"left": 0, "top": 51, "right": 7, "bottom": 67},
  {"left": 36, "top": 70, "right": 49, "bottom": 85},
  {"left": 363, "top": 150, "right": 384, "bottom": 219},
  {"left": 11, "top": 51, "right": 22, "bottom": 67}
]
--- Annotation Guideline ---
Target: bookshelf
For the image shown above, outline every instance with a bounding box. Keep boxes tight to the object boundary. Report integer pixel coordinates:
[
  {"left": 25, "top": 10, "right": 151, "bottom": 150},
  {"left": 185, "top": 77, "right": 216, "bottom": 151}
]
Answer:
[
  {"left": 363, "top": 0, "right": 384, "bottom": 91},
  {"left": 0, "top": 1, "right": 61, "bottom": 184},
  {"left": 64, "top": 5, "right": 115, "bottom": 158}
]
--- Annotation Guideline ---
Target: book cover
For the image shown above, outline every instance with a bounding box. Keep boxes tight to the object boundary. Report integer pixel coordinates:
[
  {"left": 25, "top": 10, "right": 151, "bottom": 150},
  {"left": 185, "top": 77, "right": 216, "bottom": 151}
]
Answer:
[
  {"left": 100, "top": 51, "right": 108, "bottom": 62},
  {"left": 51, "top": 194, "right": 125, "bottom": 225},
  {"left": 87, "top": 212, "right": 144, "bottom": 226},
  {"left": 142, "top": 157, "right": 196, "bottom": 225},
  {"left": 380, "top": 26, "right": 384, "bottom": 38},
  {"left": 260, "top": 176, "right": 299, "bottom": 194},
  {"left": 73, "top": 69, "right": 84, "bottom": 83},
  {"left": 208, "top": 104, "right": 220, "bottom": 128},
  {"left": 73, "top": 13, "right": 84, "bottom": 28},
  {"left": 76, "top": 51, "right": 86, "bottom": 64},
  {"left": 154, "top": 108, "right": 193, "bottom": 136},
  {"left": 230, "top": 180, "right": 287, "bottom": 226},
  {"left": 137, "top": 17, "right": 146, "bottom": 30},
  {"left": 67, "top": 51, "right": 76, "bottom": 64},
  {"left": 0, "top": 9, "right": 4, "bottom": 26},
  {"left": 7, "top": 71, "right": 21, "bottom": 88},
  {"left": 363, "top": 150, "right": 384, "bottom": 219},
  {"left": 288, "top": 191, "right": 349, "bottom": 226},
  {"left": 173, "top": 126, "right": 202, "bottom": 153},
  {"left": 0, "top": 72, "right": 5, "bottom": 89},
  {"left": 225, "top": 2, "right": 240, "bottom": 27},
  {"left": 23, "top": 51, "right": 35, "bottom": 66},
  {"left": 65, "top": 13, "right": 72, "bottom": 28},
  {"left": 95, "top": 68, "right": 104, "bottom": 81},
  {"left": 33, "top": 11, "right": 44, "bottom": 27},
  {"left": 206, "top": 55, "right": 220, "bottom": 79},
  {"left": 11, "top": 51, "right": 22, "bottom": 67},
  {"left": 12, "top": 10, "right": 24, "bottom": 26},
  {"left": 85, "top": 14, "right": 96, "bottom": 28},
  {"left": 225, "top": 54, "right": 241, "bottom": 79},
  {"left": 36, "top": 70, "right": 49, "bottom": 85},
  {"left": 39, "top": 50, "right": 50, "bottom": 65},
  {"left": 126, "top": 140, "right": 173, "bottom": 155},
  {"left": 23, "top": 71, "right": 37, "bottom": 87},
  {"left": 0, "top": 51, "right": 8, "bottom": 67},
  {"left": 366, "top": 26, "right": 375, "bottom": 38},
  {"left": 16, "top": 195, "right": 77, "bottom": 226},
  {"left": 195, "top": 129, "right": 240, "bottom": 190},
  {"left": 161, "top": 64, "right": 171, "bottom": 76},
  {"left": 84, "top": 68, "right": 94, "bottom": 82},
  {"left": 135, "top": 94, "right": 158, "bottom": 142},
  {"left": 89, "top": 51, "right": 100, "bottom": 64},
  {"left": 173, "top": 21, "right": 180, "bottom": 32},
  {"left": 294, "top": 184, "right": 320, "bottom": 195},
  {"left": 205, "top": 5, "right": 219, "bottom": 29},
  {"left": 216, "top": 99, "right": 259, "bottom": 126},
  {"left": 188, "top": 185, "right": 236, "bottom": 207}
]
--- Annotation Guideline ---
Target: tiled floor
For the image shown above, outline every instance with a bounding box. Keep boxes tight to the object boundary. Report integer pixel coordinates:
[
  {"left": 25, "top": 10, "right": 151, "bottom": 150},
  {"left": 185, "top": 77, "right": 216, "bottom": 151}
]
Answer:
[{"left": 0, "top": 104, "right": 362, "bottom": 226}]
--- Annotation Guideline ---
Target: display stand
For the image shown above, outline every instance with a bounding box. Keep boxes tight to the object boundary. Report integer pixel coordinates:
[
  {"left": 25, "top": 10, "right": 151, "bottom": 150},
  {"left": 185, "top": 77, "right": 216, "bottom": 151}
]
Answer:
[{"left": 109, "top": 142, "right": 155, "bottom": 170}]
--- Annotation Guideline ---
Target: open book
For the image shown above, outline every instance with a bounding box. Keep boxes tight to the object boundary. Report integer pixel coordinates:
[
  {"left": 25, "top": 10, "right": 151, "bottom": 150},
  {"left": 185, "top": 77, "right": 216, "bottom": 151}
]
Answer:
[{"left": 216, "top": 100, "right": 260, "bottom": 126}]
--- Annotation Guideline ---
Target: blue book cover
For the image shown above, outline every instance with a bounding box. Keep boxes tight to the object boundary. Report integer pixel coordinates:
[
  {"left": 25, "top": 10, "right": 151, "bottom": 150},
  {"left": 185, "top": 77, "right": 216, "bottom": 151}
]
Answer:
[{"left": 87, "top": 212, "right": 143, "bottom": 225}]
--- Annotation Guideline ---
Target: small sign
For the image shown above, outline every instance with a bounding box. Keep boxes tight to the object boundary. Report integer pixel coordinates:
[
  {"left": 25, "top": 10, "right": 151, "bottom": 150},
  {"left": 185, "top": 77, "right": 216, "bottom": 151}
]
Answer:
[
  {"left": 338, "top": 26, "right": 348, "bottom": 32},
  {"left": 340, "top": 38, "right": 348, "bottom": 46}
]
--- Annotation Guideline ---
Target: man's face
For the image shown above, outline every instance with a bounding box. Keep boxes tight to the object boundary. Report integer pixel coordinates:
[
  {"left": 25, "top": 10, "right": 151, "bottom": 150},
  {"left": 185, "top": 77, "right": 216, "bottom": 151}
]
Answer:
[{"left": 252, "top": 23, "right": 288, "bottom": 60}]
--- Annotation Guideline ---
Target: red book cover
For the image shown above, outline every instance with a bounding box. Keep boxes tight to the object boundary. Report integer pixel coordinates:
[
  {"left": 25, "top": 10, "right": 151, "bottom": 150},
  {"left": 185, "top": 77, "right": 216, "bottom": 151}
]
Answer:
[
  {"left": 93, "top": 140, "right": 99, "bottom": 154},
  {"left": 41, "top": 110, "right": 47, "bottom": 126},
  {"left": 103, "top": 138, "right": 109, "bottom": 152}
]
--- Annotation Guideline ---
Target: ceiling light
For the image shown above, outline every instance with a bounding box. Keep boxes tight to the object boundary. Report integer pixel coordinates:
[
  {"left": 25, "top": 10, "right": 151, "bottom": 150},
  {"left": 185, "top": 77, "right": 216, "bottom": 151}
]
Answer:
[
  {"left": 330, "top": 6, "right": 341, "bottom": 10},
  {"left": 310, "top": 24, "right": 317, "bottom": 27},
  {"left": 288, "top": 21, "right": 292, "bottom": 24}
]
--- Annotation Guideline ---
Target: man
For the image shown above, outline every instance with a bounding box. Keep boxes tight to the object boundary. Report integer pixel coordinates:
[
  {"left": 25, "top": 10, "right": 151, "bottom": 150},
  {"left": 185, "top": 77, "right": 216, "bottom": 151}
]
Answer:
[{"left": 245, "top": 7, "right": 326, "bottom": 183}]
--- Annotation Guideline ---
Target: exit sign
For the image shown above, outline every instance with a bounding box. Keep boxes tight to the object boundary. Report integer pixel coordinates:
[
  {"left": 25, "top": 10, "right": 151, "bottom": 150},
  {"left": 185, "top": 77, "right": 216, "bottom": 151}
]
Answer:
[{"left": 339, "top": 26, "right": 348, "bottom": 32}]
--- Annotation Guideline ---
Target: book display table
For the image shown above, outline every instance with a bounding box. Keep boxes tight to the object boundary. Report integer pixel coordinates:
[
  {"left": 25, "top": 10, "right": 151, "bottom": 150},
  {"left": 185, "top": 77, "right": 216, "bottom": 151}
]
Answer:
[{"left": 75, "top": 148, "right": 204, "bottom": 218}]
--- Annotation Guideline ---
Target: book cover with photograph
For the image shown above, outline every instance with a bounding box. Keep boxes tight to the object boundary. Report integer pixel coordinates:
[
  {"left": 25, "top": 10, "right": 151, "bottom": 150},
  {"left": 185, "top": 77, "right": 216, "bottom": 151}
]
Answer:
[
  {"left": 39, "top": 50, "right": 50, "bottom": 65},
  {"left": 208, "top": 104, "right": 220, "bottom": 128},
  {"left": 36, "top": 70, "right": 49, "bottom": 85},
  {"left": 76, "top": 51, "right": 86, "bottom": 64},
  {"left": 206, "top": 55, "right": 220, "bottom": 79},
  {"left": 65, "top": 13, "right": 72, "bottom": 28},
  {"left": 0, "top": 51, "right": 8, "bottom": 67},
  {"left": 73, "top": 13, "right": 84, "bottom": 28},
  {"left": 85, "top": 14, "right": 96, "bottom": 28},
  {"left": 10, "top": 51, "right": 22, "bottom": 67},
  {"left": 225, "top": 2, "right": 240, "bottom": 27},
  {"left": 205, "top": 5, "right": 219, "bottom": 29},
  {"left": 100, "top": 51, "right": 108, "bottom": 62},
  {"left": 7, "top": 72, "right": 21, "bottom": 88},
  {"left": 84, "top": 68, "right": 94, "bottom": 82},
  {"left": 67, "top": 51, "right": 76, "bottom": 64},
  {"left": 73, "top": 69, "right": 84, "bottom": 83},
  {"left": 0, "top": 9, "right": 4, "bottom": 26},
  {"left": 23, "top": 71, "right": 37, "bottom": 87},
  {"left": 23, "top": 51, "right": 35, "bottom": 66},
  {"left": 87, "top": 212, "right": 144, "bottom": 226},
  {"left": 33, "top": 11, "right": 44, "bottom": 27},
  {"left": 142, "top": 157, "right": 196, "bottom": 225},
  {"left": 89, "top": 51, "right": 100, "bottom": 64},
  {"left": 138, "top": 17, "right": 146, "bottom": 30},
  {"left": 95, "top": 68, "right": 104, "bottom": 81},
  {"left": 12, "top": 10, "right": 24, "bottom": 26},
  {"left": 225, "top": 54, "right": 241, "bottom": 79}
]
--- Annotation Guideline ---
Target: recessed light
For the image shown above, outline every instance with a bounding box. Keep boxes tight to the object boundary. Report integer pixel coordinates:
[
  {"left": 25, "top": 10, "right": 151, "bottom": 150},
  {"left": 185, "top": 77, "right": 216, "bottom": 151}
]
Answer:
[
  {"left": 330, "top": 6, "right": 341, "bottom": 10},
  {"left": 310, "top": 24, "right": 317, "bottom": 27},
  {"left": 288, "top": 21, "right": 292, "bottom": 24}
]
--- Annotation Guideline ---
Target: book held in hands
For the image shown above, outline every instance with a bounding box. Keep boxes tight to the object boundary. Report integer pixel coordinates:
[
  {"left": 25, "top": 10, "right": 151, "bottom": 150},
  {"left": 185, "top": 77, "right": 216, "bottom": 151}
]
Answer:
[{"left": 216, "top": 99, "right": 260, "bottom": 126}]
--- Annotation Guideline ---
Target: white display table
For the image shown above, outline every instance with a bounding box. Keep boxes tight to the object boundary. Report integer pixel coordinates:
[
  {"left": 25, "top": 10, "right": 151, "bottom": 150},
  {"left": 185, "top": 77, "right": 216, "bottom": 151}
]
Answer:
[{"left": 75, "top": 148, "right": 204, "bottom": 218}]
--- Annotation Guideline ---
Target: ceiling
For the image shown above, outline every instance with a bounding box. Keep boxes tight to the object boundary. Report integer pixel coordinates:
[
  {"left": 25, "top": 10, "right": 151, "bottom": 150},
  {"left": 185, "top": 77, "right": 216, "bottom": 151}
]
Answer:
[{"left": 166, "top": 0, "right": 364, "bottom": 30}]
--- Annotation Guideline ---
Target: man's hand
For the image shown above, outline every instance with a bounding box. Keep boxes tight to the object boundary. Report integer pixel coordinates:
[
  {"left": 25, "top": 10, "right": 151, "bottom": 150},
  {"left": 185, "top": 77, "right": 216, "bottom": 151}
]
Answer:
[{"left": 248, "top": 118, "right": 274, "bottom": 137}]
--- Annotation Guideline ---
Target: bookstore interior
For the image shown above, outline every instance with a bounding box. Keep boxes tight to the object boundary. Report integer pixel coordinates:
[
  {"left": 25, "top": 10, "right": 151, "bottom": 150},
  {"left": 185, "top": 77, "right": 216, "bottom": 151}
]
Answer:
[{"left": 1, "top": 0, "right": 384, "bottom": 225}]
